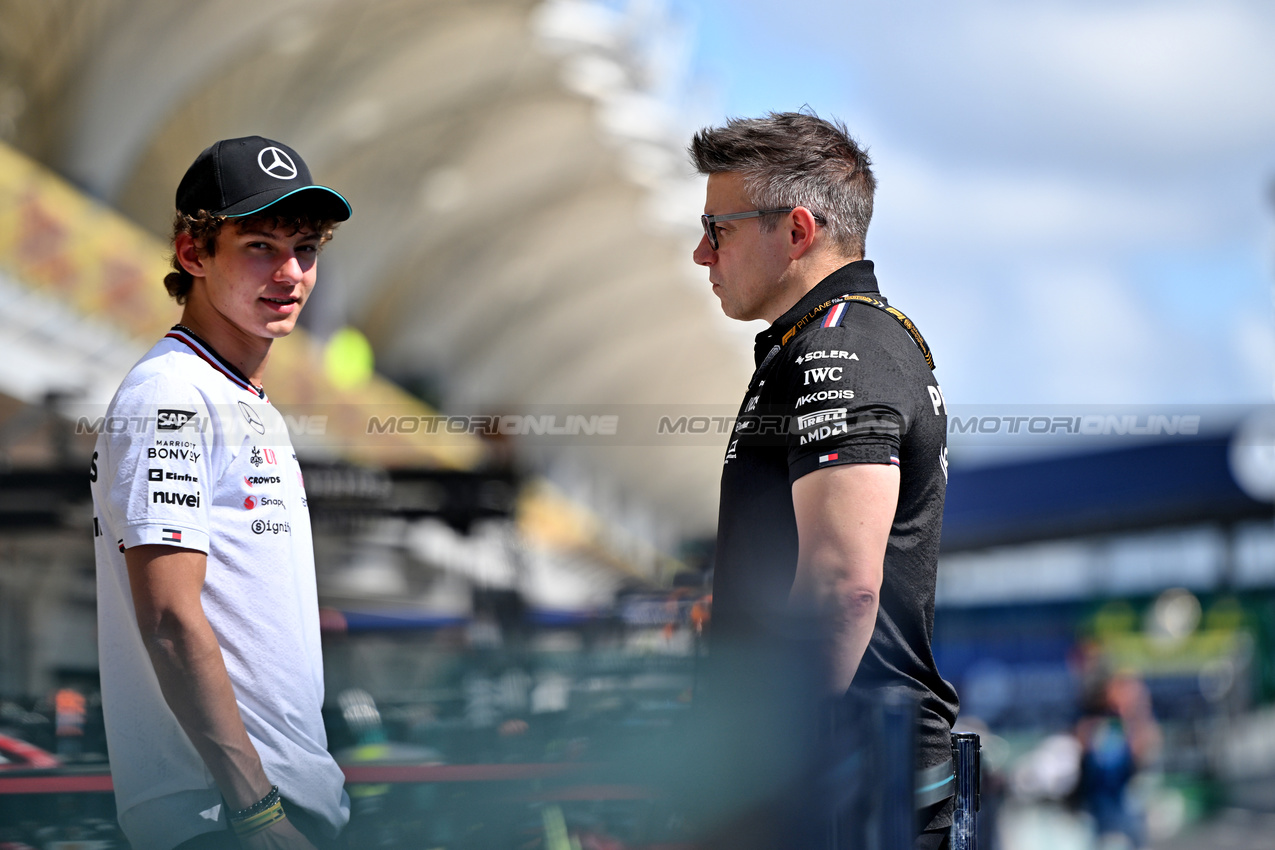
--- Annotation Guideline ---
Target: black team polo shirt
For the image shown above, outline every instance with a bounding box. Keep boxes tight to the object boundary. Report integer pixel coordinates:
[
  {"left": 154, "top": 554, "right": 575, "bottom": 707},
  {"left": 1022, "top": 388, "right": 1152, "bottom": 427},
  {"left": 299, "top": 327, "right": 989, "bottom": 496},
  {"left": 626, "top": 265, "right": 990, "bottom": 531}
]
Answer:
[{"left": 711, "top": 259, "right": 960, "bottom": 795}]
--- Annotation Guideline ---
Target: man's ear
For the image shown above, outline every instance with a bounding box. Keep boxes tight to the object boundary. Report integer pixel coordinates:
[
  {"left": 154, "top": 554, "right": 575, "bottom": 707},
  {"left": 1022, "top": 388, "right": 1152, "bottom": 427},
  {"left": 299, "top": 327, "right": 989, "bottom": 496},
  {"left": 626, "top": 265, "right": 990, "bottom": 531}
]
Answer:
[
  {"left": 787, "top": 207, "right": 820, "bottom": 260},
  {"left": 174, "top": 232, "right": 208, "bottom": 278}
]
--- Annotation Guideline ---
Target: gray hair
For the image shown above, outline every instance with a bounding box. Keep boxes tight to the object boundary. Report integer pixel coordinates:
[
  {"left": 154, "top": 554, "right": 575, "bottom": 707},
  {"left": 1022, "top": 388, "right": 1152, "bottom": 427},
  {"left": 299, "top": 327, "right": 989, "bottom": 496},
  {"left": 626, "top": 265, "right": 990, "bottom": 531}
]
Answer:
[{"left": 689, "top": 111, "right": 876, "bottom": 258}]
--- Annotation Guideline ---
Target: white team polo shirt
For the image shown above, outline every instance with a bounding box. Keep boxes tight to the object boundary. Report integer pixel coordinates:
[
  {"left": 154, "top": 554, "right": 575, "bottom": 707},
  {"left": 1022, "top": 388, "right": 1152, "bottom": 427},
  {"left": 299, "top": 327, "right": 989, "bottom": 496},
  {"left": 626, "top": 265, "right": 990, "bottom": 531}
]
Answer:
[{"left": 91, "top": 328, "right": 349, "bottom": 849}]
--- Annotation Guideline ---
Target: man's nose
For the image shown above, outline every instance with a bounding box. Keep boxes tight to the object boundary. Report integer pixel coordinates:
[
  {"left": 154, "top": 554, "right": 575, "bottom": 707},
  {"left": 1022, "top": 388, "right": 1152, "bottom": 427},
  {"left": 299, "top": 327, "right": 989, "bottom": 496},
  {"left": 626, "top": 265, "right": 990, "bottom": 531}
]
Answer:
[
  {"left": 693, "top": 234, "right": 716, "bottom": 266},
  {"left": 276, "top": 254, "right": 305, "bottom": 282}
]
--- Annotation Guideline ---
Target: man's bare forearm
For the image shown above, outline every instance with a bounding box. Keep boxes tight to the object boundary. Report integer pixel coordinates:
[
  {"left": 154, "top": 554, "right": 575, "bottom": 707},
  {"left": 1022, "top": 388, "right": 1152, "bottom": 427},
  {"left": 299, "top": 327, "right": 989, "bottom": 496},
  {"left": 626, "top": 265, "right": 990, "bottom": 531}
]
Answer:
[
  {"left": 790, "top": 562, "right": 880, "bottom": 693},
  {"left": 825, "top": 593, "right": 879, "bottom": 694},
  {"left": 142, "top": 609, "right": 274, "bottom": 810},
  {"left": 125, "top": 546, "right": 272, "bottom": 811},
  {"left": 143, "top": 612, "right": 317, "bottom": 848},
  {"left": 790, "top": 464, "right": 898, "bottom": 694}
]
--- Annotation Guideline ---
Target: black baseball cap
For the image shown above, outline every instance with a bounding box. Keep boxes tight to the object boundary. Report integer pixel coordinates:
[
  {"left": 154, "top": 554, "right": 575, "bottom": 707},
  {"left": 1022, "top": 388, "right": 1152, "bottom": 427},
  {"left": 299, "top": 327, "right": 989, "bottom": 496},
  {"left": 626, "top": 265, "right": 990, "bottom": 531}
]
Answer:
[{"left": 176, "top": 136, "right": 351, "bottom": 221}]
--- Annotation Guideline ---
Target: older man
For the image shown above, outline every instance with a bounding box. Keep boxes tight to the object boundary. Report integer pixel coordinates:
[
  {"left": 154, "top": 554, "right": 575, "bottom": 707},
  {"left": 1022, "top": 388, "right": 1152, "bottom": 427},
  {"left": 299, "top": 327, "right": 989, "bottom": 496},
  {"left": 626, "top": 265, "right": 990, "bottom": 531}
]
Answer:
[{"left": 691, "top": 113, "right": 959, "bottom": 848}]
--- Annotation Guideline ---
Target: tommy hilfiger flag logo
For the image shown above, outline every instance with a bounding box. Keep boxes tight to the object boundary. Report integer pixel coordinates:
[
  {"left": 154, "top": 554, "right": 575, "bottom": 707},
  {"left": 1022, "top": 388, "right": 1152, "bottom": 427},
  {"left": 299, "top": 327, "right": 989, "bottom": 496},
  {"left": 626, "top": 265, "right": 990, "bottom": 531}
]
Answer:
[
  {"left": 821, "top": 302, "right": 847, "bottom": 328},
  {"left": 819, "top": 453, "right": 839, "bottom": 464},
  {"left": 162, "top": 528, "right": 183, "bottom": 543}
]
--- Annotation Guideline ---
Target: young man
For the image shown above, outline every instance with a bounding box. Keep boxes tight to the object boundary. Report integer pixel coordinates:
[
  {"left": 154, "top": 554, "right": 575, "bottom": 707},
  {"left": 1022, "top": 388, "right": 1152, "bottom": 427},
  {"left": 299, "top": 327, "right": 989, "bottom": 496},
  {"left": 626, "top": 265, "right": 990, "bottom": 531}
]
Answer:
[
  {"left": 690, "top": 113, "right": 959, "bottom": 848},
  {"left": 90, "top": 137, "right": 352, "bottom": 850}
]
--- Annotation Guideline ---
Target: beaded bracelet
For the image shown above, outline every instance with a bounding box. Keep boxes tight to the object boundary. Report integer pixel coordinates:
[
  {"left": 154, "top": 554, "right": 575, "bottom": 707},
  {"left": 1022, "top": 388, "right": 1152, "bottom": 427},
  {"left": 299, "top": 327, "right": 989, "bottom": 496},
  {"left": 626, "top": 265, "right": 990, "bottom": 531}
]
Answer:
[
  {"left": 229, "top": 785, "right": 287, "bottom": 837},
  {"left": 230, "top": 785, "right": 280, "bottom": 820}
]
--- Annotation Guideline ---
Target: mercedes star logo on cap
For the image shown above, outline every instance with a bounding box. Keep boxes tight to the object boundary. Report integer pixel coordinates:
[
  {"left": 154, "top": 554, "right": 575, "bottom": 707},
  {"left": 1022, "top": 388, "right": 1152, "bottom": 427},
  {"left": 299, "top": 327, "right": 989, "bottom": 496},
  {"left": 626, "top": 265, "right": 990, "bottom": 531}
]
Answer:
[{"left": 257, "top": 146, "right": 299, "bottom": 180}]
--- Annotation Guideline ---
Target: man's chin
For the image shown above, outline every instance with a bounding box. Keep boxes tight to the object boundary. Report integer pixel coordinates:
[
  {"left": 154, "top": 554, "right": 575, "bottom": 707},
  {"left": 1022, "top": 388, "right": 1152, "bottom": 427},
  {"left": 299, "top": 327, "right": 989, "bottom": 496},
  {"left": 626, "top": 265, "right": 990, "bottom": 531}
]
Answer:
[
  {"left": 715, "top": 296, "right": 739, "bottom": 321},
  {"left": 262, "top": 317, "right": 301, "bottom": 338}
]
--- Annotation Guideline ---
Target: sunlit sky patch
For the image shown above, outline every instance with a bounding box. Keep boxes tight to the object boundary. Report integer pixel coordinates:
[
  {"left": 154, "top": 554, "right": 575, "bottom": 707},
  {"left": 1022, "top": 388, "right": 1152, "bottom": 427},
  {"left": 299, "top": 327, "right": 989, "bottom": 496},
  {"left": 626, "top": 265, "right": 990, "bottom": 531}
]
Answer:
[{"left": 663, "top": 0, "right": 1275, "bottom": 405}]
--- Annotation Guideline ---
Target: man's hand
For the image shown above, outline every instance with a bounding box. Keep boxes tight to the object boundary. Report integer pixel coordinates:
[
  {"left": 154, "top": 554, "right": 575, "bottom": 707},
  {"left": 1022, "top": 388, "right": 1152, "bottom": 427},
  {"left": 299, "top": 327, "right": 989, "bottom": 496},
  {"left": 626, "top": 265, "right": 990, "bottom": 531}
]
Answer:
[
  {"left": 790, "top": 463, "right": 899, "bottom": 693},
  {"left": 124, "top": 545, "right": 276, "bottom": 812}
]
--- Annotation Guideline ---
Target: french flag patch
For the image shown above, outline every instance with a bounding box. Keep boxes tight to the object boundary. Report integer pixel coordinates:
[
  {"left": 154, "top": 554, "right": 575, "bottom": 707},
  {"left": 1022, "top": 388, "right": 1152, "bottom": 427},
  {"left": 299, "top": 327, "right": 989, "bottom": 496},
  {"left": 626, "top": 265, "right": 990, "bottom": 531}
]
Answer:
[
  {"left": 889, "top": 455, "right": 901, "bottom": 466},
  {"left": 819, "top": 452, "right": 838, "bottom": 464},
  {"left": 162, "top": 528, "right": 182, "bottom": 543}
]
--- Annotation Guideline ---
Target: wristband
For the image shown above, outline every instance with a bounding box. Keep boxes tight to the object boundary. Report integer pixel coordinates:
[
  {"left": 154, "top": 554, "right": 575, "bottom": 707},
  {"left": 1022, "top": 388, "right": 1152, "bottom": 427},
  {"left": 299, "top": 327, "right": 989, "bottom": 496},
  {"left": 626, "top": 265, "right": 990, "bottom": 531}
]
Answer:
[
  {"left": 231, "top": 799, "right": 286, "bottom": 838},
  {"left": 229, "top": 785, "right": 287, "bottom": 838}
]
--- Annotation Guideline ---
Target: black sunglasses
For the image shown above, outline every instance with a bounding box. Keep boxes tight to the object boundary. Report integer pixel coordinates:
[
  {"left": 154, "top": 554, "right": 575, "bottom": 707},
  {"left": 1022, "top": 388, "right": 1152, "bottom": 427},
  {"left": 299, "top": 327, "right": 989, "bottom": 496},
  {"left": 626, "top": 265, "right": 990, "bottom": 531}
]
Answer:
[
  {"left": 700, "top": 208, "right": 792, "bottom": 251},
  {"left": 700, "top": 208, "right": 826, "bottom": 250}
]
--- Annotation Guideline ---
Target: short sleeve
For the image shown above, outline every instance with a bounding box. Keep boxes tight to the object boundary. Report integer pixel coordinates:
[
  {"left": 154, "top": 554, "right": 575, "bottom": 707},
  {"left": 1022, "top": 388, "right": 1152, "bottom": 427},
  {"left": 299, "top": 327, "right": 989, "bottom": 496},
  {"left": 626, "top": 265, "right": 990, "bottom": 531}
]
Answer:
[
  {"left": 101, "top": 374, "right": 215, "bottom": 553},
  {"left": 779, "top": 327, "right": 906, "bottom": 483}
]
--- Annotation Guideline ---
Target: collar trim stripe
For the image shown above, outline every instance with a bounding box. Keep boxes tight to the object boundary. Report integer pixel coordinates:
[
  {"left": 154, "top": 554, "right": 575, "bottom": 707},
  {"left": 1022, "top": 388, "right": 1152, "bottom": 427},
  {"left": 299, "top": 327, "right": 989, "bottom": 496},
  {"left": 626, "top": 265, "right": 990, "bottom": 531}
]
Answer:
[{"left": 165, "top": 329, "right": 266, "bottom": 399}]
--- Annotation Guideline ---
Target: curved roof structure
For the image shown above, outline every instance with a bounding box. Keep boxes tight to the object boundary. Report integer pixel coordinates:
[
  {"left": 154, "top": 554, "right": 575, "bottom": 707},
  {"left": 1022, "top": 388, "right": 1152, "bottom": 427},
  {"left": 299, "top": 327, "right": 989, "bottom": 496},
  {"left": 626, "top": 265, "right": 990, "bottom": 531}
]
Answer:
[{"left": 0, "top": 0, "right": 750, "bottom": 538}]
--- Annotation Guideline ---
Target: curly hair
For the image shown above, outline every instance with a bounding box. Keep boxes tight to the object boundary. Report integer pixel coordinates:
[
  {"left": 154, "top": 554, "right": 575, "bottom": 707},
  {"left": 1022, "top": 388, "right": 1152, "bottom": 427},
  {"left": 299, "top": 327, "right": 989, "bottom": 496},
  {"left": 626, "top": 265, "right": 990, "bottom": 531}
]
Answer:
[
  {"left": 164, "top": 210, "right": 339, "bottom": 304},
  {"left": 689, "top": 111, "right": 876, "bottom": 258}
]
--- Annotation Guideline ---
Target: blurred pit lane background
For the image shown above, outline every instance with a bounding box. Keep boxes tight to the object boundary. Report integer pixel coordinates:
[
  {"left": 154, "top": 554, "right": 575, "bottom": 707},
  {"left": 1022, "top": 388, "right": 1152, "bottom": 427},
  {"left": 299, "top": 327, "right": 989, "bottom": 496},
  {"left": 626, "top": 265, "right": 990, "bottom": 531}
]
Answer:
[{"left": 0, "top": 0, "right": 1274, "bottom": 847}]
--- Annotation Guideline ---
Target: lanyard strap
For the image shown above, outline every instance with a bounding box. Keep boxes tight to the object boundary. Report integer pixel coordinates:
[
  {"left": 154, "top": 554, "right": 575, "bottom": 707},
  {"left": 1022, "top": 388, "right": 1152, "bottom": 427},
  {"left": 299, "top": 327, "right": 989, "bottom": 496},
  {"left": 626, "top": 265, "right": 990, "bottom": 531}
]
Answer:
[{"left": 779, "top": 294, "right": 935, "bottom": 370}]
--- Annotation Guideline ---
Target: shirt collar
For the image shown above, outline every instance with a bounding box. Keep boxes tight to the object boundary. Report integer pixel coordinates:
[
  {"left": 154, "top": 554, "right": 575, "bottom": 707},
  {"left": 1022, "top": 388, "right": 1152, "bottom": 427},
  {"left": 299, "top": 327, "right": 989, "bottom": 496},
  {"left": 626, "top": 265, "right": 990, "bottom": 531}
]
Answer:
[
  {"left": 754, "top": 260, "right": 880, "bottom": 366},
  {"left": 166, "top": 324, "right": 267, "bottom": 399}
]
